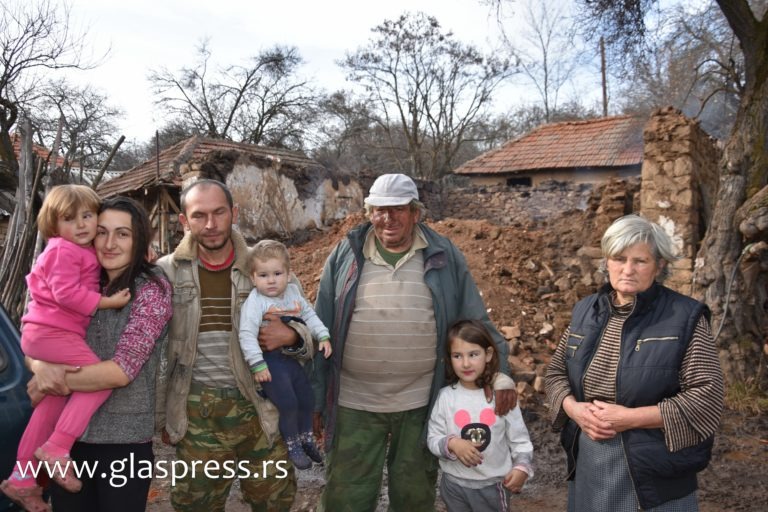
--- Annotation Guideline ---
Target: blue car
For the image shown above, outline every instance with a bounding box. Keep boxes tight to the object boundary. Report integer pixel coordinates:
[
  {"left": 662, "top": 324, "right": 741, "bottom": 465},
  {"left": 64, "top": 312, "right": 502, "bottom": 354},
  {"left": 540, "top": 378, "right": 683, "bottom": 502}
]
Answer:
[{"left": 0, "top": 304, "right": 32, "bottom": 511}]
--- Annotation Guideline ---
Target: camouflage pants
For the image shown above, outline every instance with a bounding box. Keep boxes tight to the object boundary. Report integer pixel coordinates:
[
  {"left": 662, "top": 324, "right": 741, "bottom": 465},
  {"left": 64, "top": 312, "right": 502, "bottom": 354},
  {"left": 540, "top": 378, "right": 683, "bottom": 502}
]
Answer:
[
  {"left": 171, "top": 384, "right": 297, "bottom": 512},
  {"left": 319, "top": 406, "right": 438, "bottom": 512}
]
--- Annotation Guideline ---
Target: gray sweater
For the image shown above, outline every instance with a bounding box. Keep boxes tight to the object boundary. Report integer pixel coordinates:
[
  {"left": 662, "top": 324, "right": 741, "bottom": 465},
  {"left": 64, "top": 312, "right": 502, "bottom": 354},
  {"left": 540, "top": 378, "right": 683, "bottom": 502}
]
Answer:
[{"left": 80, "top": 270, "right": 169, "bottom": 444}]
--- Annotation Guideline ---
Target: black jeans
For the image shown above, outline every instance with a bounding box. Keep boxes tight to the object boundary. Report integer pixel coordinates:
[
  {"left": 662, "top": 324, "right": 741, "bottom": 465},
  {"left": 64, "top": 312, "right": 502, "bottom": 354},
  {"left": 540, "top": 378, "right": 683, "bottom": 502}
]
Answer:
[{"left": 49, "top": 441, "right": 154, "bottom": 512}]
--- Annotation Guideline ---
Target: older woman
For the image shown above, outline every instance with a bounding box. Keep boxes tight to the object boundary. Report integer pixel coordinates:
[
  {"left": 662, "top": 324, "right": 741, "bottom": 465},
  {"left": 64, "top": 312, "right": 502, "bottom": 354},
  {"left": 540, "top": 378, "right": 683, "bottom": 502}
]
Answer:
[
  {"left": 546, "top": 215, "right": 723, "bottom": 511},
  {"left": 26, "top": 197, "right": 172, "bottom": 512}
]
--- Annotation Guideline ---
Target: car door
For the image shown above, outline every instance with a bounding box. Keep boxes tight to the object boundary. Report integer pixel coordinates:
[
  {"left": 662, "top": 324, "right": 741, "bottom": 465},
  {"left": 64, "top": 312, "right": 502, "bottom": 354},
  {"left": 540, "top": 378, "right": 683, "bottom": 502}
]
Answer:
[{"left": 0, "top": 305, "right": 31, "bottom": 511}]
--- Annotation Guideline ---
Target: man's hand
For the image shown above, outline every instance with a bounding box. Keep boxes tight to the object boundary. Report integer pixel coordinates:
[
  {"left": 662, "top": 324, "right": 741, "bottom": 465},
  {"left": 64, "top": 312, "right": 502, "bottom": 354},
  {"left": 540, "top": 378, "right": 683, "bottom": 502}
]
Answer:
[
  {"left": 313, "top": 412, "right": 324, "bottom": 442},
  {"left": 491, "top": 387, "right": 517, "bottom": 416},
  {"left": 258, "top": 313, "right": 299, "bottom": 352}
]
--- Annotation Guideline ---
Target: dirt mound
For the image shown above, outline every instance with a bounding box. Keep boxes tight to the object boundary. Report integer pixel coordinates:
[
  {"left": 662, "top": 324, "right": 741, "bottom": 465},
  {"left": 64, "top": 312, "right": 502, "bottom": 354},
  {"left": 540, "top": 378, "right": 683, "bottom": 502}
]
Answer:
[{"left": 289, "top": 208, "right": 601, "bottom": 403}]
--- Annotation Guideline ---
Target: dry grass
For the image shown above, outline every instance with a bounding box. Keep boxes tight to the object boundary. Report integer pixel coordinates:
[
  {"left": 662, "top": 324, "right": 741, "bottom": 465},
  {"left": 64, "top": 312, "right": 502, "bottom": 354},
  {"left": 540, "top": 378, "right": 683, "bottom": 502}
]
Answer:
[{"left": 725, "top": 378, "right": 768, "bottom": 416}]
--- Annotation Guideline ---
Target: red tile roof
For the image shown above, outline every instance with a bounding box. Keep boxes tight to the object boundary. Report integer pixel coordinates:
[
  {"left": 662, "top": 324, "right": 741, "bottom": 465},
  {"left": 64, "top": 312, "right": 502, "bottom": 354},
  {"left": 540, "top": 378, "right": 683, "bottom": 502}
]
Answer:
[
  {"left": 11, "top": 132, "right": 71, "bottom": 168},
  {"left": 97, "top": 136, "right": 319, "bottom": 198},
  {"left": 454, "top": 115, "right": 644, "bottom": 175}
]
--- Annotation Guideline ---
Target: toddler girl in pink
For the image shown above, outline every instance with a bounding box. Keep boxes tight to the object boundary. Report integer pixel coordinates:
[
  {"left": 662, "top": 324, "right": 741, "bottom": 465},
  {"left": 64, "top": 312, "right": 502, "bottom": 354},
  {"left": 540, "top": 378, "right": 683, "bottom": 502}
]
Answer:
[{"left": 0, "top": 185, "right": 130, "bottom": 507}]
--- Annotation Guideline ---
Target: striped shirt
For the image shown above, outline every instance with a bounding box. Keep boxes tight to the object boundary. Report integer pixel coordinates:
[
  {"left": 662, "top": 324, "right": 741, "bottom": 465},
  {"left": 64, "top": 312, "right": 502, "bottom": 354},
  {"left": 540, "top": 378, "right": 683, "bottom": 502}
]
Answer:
[
  {"left": 338, "top": 227, "right": 437, "bottom": 413},
  {"left": 546, "top": 293, "right": 723, "bottom": 452},
  {"left": 192, "top": 263, "right": 237, "bottom": 388}
]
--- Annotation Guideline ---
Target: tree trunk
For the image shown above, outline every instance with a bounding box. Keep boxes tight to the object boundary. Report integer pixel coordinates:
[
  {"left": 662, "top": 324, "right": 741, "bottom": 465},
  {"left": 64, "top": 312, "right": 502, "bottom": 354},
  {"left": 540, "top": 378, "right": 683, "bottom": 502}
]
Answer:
[{"left": 693, "top": 36, "right": 768, "bottom": 384}]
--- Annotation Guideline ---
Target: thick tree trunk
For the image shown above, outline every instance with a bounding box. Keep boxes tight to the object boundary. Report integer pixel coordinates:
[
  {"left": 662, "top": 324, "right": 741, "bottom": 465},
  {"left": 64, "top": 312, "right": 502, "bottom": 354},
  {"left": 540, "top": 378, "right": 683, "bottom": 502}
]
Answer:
[{"left": 693, "top": 33, "right": 768, "bottom": 383}]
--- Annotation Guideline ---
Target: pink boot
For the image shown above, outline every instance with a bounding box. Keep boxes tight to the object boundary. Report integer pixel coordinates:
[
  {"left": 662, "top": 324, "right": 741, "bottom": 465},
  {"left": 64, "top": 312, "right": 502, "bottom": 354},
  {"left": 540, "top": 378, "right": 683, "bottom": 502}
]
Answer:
[
  {"left": 0, "top": 479, "right": 50, "bottom": 512},
  {"left": 34, "top": 446, "right": 82, "bottom": 493}
]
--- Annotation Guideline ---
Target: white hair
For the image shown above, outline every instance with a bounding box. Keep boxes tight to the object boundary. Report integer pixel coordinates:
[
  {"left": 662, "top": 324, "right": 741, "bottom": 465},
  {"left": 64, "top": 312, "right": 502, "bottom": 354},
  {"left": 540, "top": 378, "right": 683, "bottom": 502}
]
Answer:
[{"left": 600, "top": 214, "right": 679, "bottom": 281}]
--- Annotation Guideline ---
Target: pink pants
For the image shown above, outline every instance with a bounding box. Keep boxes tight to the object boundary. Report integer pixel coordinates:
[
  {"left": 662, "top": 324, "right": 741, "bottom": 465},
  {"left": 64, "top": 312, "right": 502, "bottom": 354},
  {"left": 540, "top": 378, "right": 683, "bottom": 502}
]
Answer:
[{"left": 16, "top": 323, "right": 111, "bottom": 467}]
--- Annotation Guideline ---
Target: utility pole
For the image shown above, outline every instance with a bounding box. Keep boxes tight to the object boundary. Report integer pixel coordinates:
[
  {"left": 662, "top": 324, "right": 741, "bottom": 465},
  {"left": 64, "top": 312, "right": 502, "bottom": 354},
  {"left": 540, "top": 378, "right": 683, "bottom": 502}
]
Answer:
[{"left": 600, "top": 37, "right": 608, "bottom": 117}]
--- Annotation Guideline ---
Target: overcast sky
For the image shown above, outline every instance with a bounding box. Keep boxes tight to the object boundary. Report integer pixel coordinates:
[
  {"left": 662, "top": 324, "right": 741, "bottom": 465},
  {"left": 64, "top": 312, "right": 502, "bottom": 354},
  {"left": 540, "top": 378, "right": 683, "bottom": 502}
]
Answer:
[{"left": 61, "top": 0, "right": 593, "bottom": 144}]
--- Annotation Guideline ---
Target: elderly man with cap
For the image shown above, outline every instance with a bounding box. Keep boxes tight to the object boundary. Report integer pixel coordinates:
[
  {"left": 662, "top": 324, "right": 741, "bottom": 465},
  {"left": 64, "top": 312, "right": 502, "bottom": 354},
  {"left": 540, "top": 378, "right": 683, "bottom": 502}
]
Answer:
[{"left": 311, "top": 173, "right": 515, "bottom": 511}]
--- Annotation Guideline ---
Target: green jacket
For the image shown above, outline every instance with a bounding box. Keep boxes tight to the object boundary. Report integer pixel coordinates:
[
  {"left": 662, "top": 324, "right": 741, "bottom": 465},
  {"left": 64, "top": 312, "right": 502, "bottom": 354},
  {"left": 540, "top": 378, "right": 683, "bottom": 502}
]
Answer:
[
  {"left": 156, "top": 230, "right": 312, "bottom": 445},
  {"left": 311, "top": 222, "right": 509, "bottom": 450}
]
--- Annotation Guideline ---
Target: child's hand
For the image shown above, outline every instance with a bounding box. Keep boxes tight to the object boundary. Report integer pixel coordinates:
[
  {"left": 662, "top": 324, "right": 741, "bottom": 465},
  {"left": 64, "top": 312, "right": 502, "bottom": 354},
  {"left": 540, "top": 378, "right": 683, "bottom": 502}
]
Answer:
[
  {"left": 503, "top": 468, "right": 528, "bottom": 493},
  {"left": 112, "top": 288, "right": 131, "bottom": 306},
  {"left": 99, "top": 288, "right": 131, "bottom": 310},
  {"left": 447, "top": 437, "right": 483, "bottom": 467},
  {"left": 319, "top": 339, "right": 333, "bottom": 358},
  {"left": 254, "top": 368, "right": 272, "bottom": 382}
]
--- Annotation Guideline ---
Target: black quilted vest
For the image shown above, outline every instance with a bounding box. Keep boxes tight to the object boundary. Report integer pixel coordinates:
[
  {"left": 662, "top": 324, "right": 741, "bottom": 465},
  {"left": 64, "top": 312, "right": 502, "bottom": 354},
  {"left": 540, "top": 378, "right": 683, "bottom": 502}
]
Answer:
[{"left": 561, "top": 282, "right": 712, "bottom": 509}]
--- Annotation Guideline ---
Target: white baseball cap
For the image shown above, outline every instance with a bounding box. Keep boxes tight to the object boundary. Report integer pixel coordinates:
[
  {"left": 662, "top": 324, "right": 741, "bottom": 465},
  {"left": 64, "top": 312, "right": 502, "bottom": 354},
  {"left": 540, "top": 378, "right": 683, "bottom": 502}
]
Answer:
[{"left": 364, "top": 174, "right": 419, "bottom": 207}]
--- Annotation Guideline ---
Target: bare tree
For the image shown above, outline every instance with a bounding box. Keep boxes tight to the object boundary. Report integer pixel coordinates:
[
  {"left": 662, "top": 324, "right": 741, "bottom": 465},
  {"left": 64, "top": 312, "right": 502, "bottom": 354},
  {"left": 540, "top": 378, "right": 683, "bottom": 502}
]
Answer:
[
  {"left": 341, "top": 12, "right": 513, "bottom": 180},
  {"left": 577, "top": 0, "right": 768, "bottom": 384},
  {"left": 29, "top": 78, "right": 123, "bottom": 178},
  {"left": 311, "top": 90, "right": 376, "bottom": 173},
  {"left": 492, "top": 0, "right": 589, "bottom": 122},
  {"left": 618, "top": 2, "right": 742, "bottom": 139},
  {"left": 148, "top": 40, "right": 317, "bottom": 150},
  {"left": 0, "top": 0, "right": 94, "bottom": 194}
]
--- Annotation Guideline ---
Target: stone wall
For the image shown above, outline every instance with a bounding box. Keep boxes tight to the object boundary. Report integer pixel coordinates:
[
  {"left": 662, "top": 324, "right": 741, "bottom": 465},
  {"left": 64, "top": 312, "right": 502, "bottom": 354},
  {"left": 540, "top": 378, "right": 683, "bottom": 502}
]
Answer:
[
  {"left": 431, "top": 108, "right": 720, "bottom": 296},
  {"left": 640, "top": 107, "right": 721, "bottom": 295},
  {"left": 423, "top": 180, "right": 597, "bottom": 226}
]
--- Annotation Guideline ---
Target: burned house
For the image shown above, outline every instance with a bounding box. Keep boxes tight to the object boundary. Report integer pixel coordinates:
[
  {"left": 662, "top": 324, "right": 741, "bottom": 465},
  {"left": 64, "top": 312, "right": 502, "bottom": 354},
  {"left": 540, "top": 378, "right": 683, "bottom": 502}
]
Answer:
[{"left": 97, "top": 136, "right": 363, "bottom": 254}]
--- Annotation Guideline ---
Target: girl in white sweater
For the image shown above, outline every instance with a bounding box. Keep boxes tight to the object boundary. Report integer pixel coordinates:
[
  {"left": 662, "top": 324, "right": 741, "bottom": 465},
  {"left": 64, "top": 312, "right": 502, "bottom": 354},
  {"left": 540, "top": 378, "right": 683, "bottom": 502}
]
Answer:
[{"left": 428, "top": 319, "right": 533, "bottom": 512}]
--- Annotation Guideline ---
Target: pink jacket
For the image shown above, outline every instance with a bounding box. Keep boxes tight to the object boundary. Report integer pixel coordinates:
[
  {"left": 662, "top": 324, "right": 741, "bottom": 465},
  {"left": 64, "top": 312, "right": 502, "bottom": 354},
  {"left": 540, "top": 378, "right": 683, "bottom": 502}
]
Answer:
[{"left": 22, "top": 237, "right": 101, "bottom": 337}]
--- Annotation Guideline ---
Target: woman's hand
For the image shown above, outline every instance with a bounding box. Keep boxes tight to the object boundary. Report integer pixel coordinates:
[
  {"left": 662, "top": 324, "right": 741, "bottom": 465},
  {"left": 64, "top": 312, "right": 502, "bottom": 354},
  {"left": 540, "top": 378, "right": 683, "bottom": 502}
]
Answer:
[
  {"left": 591, "top": 400, "right": 663, "bottom": 432},
  {"left": 563, "top": 395, "right": 616, "bottom": 441},
  {"left": 26, "top": 377, "right": 46, "bottom": 407},
  {"left": 27, "top": 358, "right": 79, "bottom": 396},
  {"left": 447, "top": 437, "right": 483, "bottom": 467}
]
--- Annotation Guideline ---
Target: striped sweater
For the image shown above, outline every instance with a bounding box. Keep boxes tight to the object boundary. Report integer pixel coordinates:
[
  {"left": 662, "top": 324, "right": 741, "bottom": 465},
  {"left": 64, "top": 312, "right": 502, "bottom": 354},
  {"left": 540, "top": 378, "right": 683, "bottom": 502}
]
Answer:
[{"left": 546, "top": 293, "right": 723, "bottom": 452}]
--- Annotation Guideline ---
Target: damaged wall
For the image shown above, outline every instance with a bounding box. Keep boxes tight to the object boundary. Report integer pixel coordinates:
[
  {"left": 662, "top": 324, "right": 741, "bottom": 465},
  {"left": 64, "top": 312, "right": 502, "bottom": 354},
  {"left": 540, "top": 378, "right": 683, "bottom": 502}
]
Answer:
[
  {"left": 420, "top": 178, "right": 638, "bottom": 230},
  {"left": 640, "top": 107, "right": 721, "bottom": 295},
  {"left": 179, "top": 152, "right": 364, "bottom": 243}
]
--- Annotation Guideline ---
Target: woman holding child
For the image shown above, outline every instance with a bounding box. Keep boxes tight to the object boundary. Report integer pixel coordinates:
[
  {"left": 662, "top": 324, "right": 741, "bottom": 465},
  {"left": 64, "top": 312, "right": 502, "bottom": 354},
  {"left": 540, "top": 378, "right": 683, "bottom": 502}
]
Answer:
[{"left": 25, "top": 196, "right": 172, "bottom": 512}]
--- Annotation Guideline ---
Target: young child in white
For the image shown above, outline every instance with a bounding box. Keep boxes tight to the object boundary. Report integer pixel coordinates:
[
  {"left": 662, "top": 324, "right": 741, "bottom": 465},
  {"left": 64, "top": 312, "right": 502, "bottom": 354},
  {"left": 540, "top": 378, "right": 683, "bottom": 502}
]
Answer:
[
  {"left": 1, "top": 185, "right": 130, "bottom": 511},
  {"left": 428, "top": 319, "right": 534, "bottom": 512},
  {"left": 239, "top": 239, "right": 331, "bottom": 470}
]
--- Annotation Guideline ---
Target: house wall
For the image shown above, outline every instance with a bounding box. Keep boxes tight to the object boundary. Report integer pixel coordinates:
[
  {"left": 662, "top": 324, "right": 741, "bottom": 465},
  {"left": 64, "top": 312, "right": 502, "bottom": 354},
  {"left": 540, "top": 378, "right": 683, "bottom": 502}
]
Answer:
[
  {"left": 180, "top": 157, "right": 364, "bottom": 243},
  {"left": 418, "top": 178, "right": 639, "bottom": 233},
  {"left": 640, "top": 107, "right": 721, "bottom": 295},
  {"left": 425, "top": 181, "right": 593, "bottom": 225},
  {"left": 465, "top": 166, "right": 639, "bottom": 188}
]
